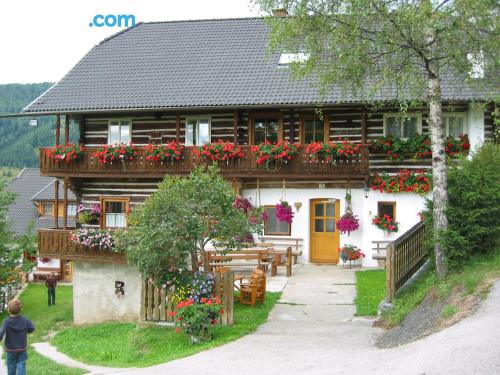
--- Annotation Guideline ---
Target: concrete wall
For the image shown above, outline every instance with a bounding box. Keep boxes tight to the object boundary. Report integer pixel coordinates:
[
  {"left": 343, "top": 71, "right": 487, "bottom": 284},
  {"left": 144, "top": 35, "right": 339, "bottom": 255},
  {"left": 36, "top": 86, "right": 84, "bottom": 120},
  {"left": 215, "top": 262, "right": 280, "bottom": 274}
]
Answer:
[
  {"left": 242, "top": 187, "right": 428, "bottom": 267},
  {"left": 73, "top": 261, "right": 142, "bottom": 325}
]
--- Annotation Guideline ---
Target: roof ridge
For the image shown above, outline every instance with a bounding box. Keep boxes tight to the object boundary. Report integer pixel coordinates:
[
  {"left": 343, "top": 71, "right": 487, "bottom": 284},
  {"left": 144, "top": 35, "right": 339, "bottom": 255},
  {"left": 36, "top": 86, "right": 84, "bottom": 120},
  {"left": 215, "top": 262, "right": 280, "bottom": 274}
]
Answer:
[{"left": 141, "top": 17, "right": 264, "bottom": 25}]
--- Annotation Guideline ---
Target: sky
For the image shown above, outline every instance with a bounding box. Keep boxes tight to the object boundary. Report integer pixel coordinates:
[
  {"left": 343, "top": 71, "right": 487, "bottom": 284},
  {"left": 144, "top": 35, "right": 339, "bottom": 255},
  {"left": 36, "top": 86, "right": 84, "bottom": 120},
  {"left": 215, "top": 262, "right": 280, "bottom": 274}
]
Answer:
[{"left": 0, "top": 0, "right": 260, "bottom": 84}]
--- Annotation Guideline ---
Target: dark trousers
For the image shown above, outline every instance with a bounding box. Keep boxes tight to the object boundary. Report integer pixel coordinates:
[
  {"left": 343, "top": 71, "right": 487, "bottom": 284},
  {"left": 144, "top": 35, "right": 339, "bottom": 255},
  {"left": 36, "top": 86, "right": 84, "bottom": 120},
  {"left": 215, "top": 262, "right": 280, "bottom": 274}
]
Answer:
[
  {"left": 48, "top": 287, "right": 56, "bottom": 306},
  {"left": 6, "top": 350, "right": 27, "bottom": 375}
]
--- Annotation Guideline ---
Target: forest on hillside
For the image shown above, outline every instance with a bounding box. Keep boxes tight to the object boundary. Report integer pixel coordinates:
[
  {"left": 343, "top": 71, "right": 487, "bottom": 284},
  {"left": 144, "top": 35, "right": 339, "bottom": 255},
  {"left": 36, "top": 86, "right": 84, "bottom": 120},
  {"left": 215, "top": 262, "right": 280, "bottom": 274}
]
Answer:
[{"left": 0, "top": 83, "right": 55, "bottom": 168}]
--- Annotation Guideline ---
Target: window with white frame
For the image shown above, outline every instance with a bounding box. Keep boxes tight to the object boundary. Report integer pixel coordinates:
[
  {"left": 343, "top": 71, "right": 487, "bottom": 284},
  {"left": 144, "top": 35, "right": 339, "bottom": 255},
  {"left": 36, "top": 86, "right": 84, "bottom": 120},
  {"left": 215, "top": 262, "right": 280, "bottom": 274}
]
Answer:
[
  {"left": 108, "top": 120, "right": 131, "bottom": 144},
  {"left": 185, "top": 118, "right": 211, "bottom": 146},
  {"left": 384, "top": 114, "right": 421, "bottom": 139},
  {"left": 443, "top": 113, "right": 467, "bottom": 138}
]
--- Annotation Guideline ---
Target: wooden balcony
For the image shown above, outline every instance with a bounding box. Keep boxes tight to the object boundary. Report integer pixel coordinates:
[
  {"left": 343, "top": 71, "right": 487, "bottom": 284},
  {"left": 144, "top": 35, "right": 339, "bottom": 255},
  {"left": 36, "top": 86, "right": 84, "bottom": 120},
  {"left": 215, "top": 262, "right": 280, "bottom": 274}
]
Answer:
[
  {"left": 38, "top": 228, "right": 126, "bottom": 264},
  {"left": 40, "top": 146, "right": 370, "bottom": 180}
]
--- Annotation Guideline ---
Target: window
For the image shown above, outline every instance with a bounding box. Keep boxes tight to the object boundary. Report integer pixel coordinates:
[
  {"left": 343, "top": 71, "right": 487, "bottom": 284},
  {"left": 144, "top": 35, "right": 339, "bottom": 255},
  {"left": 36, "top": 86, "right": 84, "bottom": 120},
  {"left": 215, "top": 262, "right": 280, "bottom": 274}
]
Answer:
[
  {"left": 101, "top": 198, "right": 129, "bottom": 228},
  {"left": 185, "top": 118, "right": 211, "bottom": 146},
  {"left": 252, "top": 117, "right": 280, "bottom": 144},
  {"left": 443, "top": 114, "right": 467, "bottom": 138},
  {"left": 378, "top": 202, "right": 396, "bottom": 221},
  {"left": 67, "top": 204, "right": 77, "bottom": 217},
  {"left": 302, "top": 118, "right": 326, "bottom": 143},
  {"left": 108, "top": 120, "right": 131, "bottom": 144},
  {"left": 278, "top": 53, "right": 309, "bottom": 65},
  {"left": 384, "top": 114, "right": 421, "bottom": 138},
  {"left": 313, "top": 201, "right": 336, "bottom": 233},
  {"left": 264, "top": 206, "right": 291, "bottom": 235},
  {"left": 41, "top": 202, "right": 53, "bottom": 216}
]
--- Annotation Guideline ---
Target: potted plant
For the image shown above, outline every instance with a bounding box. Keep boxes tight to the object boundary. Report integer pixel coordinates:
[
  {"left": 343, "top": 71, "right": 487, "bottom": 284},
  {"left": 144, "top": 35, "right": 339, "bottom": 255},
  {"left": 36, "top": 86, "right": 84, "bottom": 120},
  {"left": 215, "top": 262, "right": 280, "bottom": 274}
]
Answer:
[
  {"left": 305, "top": 139, "right": 361, "bottom": 164},
  {"left": 193, "top": 140, "right": 244, "bottom": 164},
  {"left": 77, "top": 204, "right": 101, "bottom": 225},
  {"left": 144, "top": 142, "right": 184, "bottom": 162},
  {"left": 92, "top": 143, "right": 138, "bottom": 165},
  {"left": 276, "top": 200, "right": 294, "bottom": 224},
  {"left": 170, "top": 297, "right": 223, "bottom": 344},
  {"left": 251, "top": 141, "right": 300, "bottom": 170},
  {"left": 372, "top": 214, "right": 399, "bottom": 233},
  {"left": 70, "top": 228, "right": 116, "bottom": 251},
  {"left": 46, "top": 143, "right": 85, "bottom": 163},
  {"left": 338, "top": 244, "right": 365, "bottom": 263},
  {"left": 370, "top": 169, "right": 432, "bottom": 194}
]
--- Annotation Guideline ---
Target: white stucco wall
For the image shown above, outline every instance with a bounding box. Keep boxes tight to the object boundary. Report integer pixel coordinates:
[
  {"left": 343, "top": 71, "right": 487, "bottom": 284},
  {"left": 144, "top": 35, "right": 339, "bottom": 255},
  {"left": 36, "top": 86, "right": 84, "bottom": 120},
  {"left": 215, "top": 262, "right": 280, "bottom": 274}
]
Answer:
[
  {"left": 468, "top": 103, "right": 485, "bottom": 152},
  {"left": 73, "top": 261, "right": 142, "bottom": 325},
  {"left": 242, "top": 187, "right": 427, "bottom": 267}
]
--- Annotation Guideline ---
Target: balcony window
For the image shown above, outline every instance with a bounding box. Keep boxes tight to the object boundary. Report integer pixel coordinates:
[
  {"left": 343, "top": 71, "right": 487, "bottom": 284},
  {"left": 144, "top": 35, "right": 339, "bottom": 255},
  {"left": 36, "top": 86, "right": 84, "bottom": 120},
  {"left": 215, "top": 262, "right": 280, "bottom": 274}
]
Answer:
[
  {"left": 101, "top": 198, "right": 129, "bottom": 228},
  {"left": 384, "top": 114, "right": 421, "bottom": 139},
  {"left": 185, "top": 118, "right": 211, "bottom": 146},
  {"left": 443, "top": 114, "right": 467, "bottom": 138},
  {"left": 254, "top": 118, "right": 279, "bottom": 144},
  {"left": 108, "top": 120, "right": 131, "bottom": 144},
  {"left": 264, "top": 206, "right": 291, "bottom": 235},
  {"left": 303, "top": 118, "right": 326, "bottom": 143}
]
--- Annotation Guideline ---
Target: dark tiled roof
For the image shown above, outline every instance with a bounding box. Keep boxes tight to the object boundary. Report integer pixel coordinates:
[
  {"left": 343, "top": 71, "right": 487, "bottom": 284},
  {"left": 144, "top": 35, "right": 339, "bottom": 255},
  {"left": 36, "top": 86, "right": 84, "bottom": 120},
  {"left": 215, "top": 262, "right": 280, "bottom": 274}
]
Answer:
[
  {"left": 6, "top": 168, "right": 75, "bottom": 235},
  {"left": 23, "top": 18, "right": 495, "bottom": 114}
]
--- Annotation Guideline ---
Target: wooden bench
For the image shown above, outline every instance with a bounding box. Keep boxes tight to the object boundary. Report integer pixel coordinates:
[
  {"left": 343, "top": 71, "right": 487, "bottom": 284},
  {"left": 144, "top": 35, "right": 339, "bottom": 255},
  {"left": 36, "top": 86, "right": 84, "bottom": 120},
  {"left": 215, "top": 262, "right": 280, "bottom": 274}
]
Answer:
[
  {"left": 258, "top": 236, "right": 303, "bottom": 264},
  {"left": 239, "top": 268, "right": 266, "bottom": 306},
  {"left": 205, "top": 248, "right": 271, "bottom": 272},
  {"left": 372, "top": 240, "right": 390, "bottom": 267},
  {"left": 270, "top": 247, "right": 293, "bottom": 277}
]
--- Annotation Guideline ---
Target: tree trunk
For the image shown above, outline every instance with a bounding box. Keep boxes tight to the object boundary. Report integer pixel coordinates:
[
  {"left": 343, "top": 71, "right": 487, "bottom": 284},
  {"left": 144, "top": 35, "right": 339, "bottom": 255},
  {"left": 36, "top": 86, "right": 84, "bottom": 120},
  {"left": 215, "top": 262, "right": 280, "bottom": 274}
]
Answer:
[
  {"left": 190, "top": 249, "right": 199, "bottom": 272},
  {"left": 428, "top": 73, "right": 448, "bottom": 279}
]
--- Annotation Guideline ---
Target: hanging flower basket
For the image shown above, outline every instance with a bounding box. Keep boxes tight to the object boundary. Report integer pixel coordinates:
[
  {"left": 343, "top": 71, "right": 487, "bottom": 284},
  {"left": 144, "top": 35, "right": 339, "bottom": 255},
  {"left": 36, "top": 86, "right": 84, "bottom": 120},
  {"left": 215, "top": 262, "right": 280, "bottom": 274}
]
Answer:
[
  {"left": 336, "top": 212, "right": 360, "bottom": 235},
  {"left": 276, "top": 200, "right": 294, "bottom": 224}
]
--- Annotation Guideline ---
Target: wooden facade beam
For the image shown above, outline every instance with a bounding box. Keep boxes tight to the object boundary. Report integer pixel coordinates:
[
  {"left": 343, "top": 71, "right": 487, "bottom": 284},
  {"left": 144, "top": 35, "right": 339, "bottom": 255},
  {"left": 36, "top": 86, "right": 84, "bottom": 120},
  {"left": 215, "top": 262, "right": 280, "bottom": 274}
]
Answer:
[
  {"left": 64, "top": 114, "right": 70, "bottom": 144},
  {"left": 55, "top": 114, "right": 61, "bottom": 146},
  {"left": 361, "top": 110, "right": 367, "bottom": 144},
  {"left": 233, "top": 110, "right": 239, "bottom": 144},
  {"left": 63, "top": 179, "right": 68, "bottom": 230},
  {"left": 289, "top": 109, "right": 295, "bottom": 142},
  {"left": 175, "top": 114, "right": 181, "bottom": 142}
]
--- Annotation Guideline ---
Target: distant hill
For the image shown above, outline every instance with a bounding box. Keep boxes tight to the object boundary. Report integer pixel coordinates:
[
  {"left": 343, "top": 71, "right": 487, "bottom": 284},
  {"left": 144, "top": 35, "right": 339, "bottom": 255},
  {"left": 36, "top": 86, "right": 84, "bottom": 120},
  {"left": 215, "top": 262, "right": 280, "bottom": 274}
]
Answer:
[{"left": 0, "top": 83, "right": 55, "bottom": 168}]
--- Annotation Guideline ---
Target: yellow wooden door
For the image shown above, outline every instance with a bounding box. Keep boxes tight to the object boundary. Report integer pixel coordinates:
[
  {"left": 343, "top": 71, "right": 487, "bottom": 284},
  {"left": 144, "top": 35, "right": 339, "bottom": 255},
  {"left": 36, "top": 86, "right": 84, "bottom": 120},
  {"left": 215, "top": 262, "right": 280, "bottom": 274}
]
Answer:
[{"left": 310, "top": 199, "right": 340, "bottom": 263}]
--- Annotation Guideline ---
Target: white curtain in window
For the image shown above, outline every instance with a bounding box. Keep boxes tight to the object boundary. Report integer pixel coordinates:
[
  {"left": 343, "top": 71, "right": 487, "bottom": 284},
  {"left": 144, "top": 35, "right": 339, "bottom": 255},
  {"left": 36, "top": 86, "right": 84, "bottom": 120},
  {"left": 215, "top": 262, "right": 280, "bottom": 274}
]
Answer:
[{"left": 106, "top": 213, "right": 126, "bottom": 228}]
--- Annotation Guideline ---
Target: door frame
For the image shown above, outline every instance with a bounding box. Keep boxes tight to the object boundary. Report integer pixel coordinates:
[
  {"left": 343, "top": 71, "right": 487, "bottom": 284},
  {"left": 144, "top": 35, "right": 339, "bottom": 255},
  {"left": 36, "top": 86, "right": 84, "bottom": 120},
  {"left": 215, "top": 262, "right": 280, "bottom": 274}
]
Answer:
[{"left": 309, "top": 198, "right": 340, "bottom": 264}]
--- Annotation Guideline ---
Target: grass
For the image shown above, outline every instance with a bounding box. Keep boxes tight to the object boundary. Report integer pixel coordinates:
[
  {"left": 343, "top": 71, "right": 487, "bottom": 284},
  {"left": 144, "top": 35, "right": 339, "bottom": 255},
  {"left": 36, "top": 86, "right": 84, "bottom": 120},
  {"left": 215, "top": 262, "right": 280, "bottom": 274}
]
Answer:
[
  {"left": 381, "top": 252, "right": 500, "bottom": 327},
  {"left": 0, "top": 284, "right": 85, "bottom": 375},
  {"left": 53, "top": 292, "right": 281, "bottom": 368},
  {"left": 441, "top": 304, "right": 458, "bottom": 318},
  {"left": 355, "top": 269, "right": 386, "bottom": 316}
]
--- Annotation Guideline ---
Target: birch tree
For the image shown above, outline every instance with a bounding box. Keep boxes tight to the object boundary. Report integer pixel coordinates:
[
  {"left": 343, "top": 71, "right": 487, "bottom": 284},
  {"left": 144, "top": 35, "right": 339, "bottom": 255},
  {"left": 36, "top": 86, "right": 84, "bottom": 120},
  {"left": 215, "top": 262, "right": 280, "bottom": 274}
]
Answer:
[{"left": 255, "top": 0, "right": 499, "bottom": 278}]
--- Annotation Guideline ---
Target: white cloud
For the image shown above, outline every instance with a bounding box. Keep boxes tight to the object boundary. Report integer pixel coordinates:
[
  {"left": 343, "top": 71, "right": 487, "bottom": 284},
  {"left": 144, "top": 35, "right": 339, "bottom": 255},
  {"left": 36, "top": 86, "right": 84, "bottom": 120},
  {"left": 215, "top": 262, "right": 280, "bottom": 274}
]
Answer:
[{"left": 0, "top": 0, "right": 260, "bottom": 84}]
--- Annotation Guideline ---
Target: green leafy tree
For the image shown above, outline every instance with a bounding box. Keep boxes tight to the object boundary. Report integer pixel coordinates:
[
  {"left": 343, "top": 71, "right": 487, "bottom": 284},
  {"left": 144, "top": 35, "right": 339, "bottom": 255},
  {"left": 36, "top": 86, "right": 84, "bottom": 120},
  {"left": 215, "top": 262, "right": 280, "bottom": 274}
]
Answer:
[
  {"left": 255, "top": 0, "right": 499, "bottom": 278},
  {"left": 119, "top": 166, "right": 264, "bottom": 280}
]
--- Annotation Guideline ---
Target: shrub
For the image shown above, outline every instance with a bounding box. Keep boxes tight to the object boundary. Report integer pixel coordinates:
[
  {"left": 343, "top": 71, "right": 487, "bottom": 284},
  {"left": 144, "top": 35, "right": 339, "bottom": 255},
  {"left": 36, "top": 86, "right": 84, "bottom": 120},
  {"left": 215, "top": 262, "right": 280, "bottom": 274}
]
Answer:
[{"left": 426, "top": 143, "right": 500, "bottom": 269}]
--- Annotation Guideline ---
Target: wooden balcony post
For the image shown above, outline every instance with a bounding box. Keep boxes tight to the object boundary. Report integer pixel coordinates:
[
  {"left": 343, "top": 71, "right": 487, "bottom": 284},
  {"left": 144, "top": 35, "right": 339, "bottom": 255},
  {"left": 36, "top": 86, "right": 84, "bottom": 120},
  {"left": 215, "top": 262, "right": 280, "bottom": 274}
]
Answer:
[
  {"left": 55, "top": 114, "right": 61, "bottom": 146},
  {"left": 175, "top": 114, "right": 181, "bottom": 142},
  {"left": 64, "top": 114, "right": 70, "bottom": 144},
  {"left": 361, "top": 110, "right": 367, "bottom": 144},
  {"left": 233, "top": 110, "right": 239, "bottom": 144},
  {"left": 54, "top": 180, "right": 59, "bottom": 228},
  {"left": 289, "top": 110, "right": 295, "bottom": 142},
  {"left": 63, "top": 179, "right": 68, "bottom": 230},
  {"left": 78, "top": 116, "right": 85, "bottom": 145}
]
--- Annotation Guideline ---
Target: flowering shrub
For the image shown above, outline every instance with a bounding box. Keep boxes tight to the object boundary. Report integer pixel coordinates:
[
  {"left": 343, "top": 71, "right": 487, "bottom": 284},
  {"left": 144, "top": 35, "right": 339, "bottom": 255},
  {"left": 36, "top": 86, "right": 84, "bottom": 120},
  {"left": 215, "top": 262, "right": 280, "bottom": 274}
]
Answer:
[
  {"left": 370, "top": 169, "right": 432, "bottom": 194},
  {"left": 233, "top": 196, "right": 253, "bottom": 214},
  {"left": 193, "top": 141, "right": 244, "bottom": 162},
  {"left": 71, "top": 228, "right": 116, "bottom": 250},
  {"left": 170, "top": 297, "right": 223, "bottom": 343},
  {"left": 372, "top": 214, "right": 399, "bottom": 233},
  {"left": 190, "top": 271, "right": 215, "bottom": 303},
  {"left": 92, "top": 143, "right": 138, "bottom": 165},
  {"left": 46, "top": 143, "right": 85, "bottom": 163},
  {"left": 338, "top": 244, "right": 365, "bottom": 263},
  {"left": 276, "top": 200, "right": 294, "bottom": 224},
  {"left": 370, "top": 134, "right": 469, "bottom": 160},
  {"left": 251, "top": 141, "right": 301, "bottom": 168},
  {"left": 76, "top": 204, "right": 101, "bottom": 224},
  {"left": 336, "top": 212, "right": 360, "bottom": 235},
  {"left": 305, "top": 139, "right": 361, "bottom": 164},
  {"left": 145, "top": 142, "right": 184, "bottom": 162}
]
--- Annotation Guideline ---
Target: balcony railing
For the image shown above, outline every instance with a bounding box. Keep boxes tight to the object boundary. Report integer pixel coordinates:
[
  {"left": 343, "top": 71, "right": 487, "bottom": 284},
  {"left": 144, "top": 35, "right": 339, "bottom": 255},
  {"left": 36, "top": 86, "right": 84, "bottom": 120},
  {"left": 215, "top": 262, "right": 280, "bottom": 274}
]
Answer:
[
  {"left": 38, "top": 228, "right": 126, "bottom": 264},
  {"left": 40, "top": 145, "right": 370, "bottom": 179}
]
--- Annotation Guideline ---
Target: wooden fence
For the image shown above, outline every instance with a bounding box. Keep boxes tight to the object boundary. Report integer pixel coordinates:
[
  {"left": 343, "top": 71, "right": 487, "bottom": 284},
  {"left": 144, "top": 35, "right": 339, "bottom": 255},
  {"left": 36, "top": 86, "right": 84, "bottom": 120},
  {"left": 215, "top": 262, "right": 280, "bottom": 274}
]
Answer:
[
  {"left": 386, "top": 221, "right": 430, "bottom": 302},
  {"left": 141, "top": 271, "right": 234, "bottom": 325}
]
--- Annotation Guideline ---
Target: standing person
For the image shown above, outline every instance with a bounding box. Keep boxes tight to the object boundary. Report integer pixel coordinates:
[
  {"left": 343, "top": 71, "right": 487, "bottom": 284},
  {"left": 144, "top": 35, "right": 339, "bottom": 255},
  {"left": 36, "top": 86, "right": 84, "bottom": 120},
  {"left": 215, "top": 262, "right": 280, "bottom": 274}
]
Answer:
[
  {"left": 45, "top": 273, "right": 57, "bottom": 306},
  {"left": 0, "top": 298, "right": 35, "bottom": 375}
]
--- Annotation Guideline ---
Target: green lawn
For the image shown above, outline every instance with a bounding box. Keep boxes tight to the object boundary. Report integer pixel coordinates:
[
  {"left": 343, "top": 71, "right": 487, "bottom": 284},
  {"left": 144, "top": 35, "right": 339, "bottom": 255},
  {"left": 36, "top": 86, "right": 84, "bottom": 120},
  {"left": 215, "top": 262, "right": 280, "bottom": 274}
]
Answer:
[
  {"left": 355, "top": 269, "right": 386, "bottom": 316},
  {"left": 53, "top": 292, "right": 281, "bottom": 368},
  {"left": 0, "top": 284, "right": 85, "bottom": 375}
]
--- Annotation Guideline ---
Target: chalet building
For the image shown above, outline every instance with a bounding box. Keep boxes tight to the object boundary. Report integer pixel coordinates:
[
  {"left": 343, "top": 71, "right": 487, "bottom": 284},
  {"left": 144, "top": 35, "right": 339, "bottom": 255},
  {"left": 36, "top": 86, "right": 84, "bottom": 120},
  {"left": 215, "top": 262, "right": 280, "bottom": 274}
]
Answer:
[
  {"left": 6, "top": 168, "right": 76, "bottom": 281},
  {"left": 22, "top": 18, "right": 495, "bottom": 324}
]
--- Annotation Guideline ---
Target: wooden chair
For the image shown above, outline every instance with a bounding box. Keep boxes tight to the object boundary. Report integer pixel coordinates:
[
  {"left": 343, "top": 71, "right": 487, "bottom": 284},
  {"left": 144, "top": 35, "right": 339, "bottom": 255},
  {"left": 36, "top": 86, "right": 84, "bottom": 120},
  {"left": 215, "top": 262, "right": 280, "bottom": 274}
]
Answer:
[{"left": 239, "top": 268, "right": 266, "bottom": 307}]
